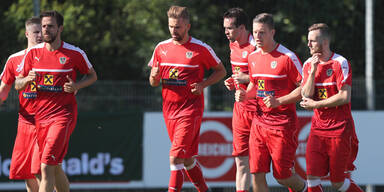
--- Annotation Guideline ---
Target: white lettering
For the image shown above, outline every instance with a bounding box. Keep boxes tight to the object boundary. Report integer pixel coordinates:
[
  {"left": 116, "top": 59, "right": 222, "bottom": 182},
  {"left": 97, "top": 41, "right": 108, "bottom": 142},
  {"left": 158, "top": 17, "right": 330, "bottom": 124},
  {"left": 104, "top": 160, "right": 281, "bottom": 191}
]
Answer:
[
  {"left": 199, "top": 143, "right": 232, "bottom": 156},
  {"left": 110, "top": 158, "right": 124, "bottom": 175}
]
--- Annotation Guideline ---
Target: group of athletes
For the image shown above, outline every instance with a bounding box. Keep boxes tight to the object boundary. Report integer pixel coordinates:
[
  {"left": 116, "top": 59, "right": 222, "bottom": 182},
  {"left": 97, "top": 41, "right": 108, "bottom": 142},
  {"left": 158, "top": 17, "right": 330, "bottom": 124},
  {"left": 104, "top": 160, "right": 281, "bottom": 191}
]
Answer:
[
  {"left": 149, "top": 5, "right": 363, "bottom": 192},
  {"left": 0, "top": 4, "right": 362, "bottom": 192},
  {"left": 0, "top": 11, "right": 97, "bottom": 192}
]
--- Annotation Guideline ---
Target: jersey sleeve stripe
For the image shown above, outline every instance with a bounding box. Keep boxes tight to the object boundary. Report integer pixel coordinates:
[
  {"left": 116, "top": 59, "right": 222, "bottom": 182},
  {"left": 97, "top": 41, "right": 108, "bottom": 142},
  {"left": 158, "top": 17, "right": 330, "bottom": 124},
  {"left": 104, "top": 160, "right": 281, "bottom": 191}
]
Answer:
[
  {"left": 332, "top": 53, "right": 350, "bottom": 83},
  {"left": 231, "top": 61, "right": 248, "bottom": 66},
  {"left": 276, "top": 44, "right": 303, "bottom": 75},
  {"left": 16, "top": 44, "right": 44, "bottom": 73},
  {"left": 63, "top": 42, "right": 93, "bottom": 69},
  {"left": 315, "top": 82, "right": 337, "bottom": 86},
  {"left": 190, "top": 37, "right": 221, "bottom": 64},
  {"left": 32, "top": 68, "right": 73, "bottom": 72}
]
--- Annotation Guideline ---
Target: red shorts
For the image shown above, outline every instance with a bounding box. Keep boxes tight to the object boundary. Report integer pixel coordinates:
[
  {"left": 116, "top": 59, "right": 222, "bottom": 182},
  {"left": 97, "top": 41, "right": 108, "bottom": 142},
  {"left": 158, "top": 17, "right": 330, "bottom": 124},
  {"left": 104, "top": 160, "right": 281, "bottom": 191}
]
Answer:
[
  {"left": 9, "top": 120, "right": 38, "bottom": 179},
  {"left": 306, "top": 132, "right": 357, "bottom": 182},
  {"left": 249, "top": 122, "right": 298, "bottom": 179},
  {"left": 165, "top": 115, "right": 202, "bottom": 158},
  {"left": 36, "top": 115, "right": 77, "bottom": 165},
  {"left": 232, "top": 102, "right": 254, "bottom": 156}
]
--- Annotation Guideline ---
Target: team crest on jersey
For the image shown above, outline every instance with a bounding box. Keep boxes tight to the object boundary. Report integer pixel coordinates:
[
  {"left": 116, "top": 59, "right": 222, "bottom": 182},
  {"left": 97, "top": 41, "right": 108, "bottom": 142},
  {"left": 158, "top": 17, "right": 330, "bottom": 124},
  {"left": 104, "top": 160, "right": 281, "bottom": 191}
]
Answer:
[
  {"left": 59, "top": 57, "right": 67, "bottom": 64},
  {"left": 31, "top": 81, "right": 37, "bottom": 92},
  {"left": 242, "top": 51, "right": 248, "bottom": 58},
  {"left": 318, "top": 88, "right": 327, "bottom": 99},
  {"left": 326, "top": 68, "right": 333, "bottom": 76},
  {"left": 271, "top": 61, "right": 277, "bottom": 69},
  {"left": 258, "top": 80, "right": 265, "bottom": 90},
  {"left": 44, "top": 75, "right": 54, "bottom": 85},
  {"left": 186, "top": 51, "right": 193, "bottom": 59},
  {"left": 169, "top": 68, "right": 178, "bottom": 79}
]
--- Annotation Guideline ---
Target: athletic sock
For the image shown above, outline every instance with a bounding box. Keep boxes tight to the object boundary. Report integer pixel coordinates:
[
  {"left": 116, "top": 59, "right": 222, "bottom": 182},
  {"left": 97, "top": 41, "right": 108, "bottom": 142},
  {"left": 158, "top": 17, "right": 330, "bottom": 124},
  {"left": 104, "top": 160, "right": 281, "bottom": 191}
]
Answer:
[
  {"left": 184, "top": 160, "right": 208, "bottom": 192},
  {"left": 236, "top": 190, "right": 248, "bottom": 192},
  {"left": 168, "top": 164, "right": 184, "bottom": 192},
  {"left": 307, "top": 179, "right": 323, "bottom": 192},
  {"left": 339, "top": 179, "right": 364, "bottom": 192}
]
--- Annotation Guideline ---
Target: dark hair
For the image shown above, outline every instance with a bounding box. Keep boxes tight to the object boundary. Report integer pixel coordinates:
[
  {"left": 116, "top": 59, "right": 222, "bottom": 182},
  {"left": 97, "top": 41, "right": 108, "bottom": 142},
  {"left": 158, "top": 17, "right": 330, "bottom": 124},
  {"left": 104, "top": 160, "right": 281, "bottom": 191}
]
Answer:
[
  {"left": 308, "top": 23, "right": 331, "bottom": 40},
  {"left": 223, "top": 8, "right": 248, "bottom": 28},
  {"left": 40, "top": 10, "right": 64, "bottom": 27},
  {"left": 25, "top": 16, "right": 41, "bottom": 27},
  {"left": 253, "top": 13, "right": 274, "bottom": 29}
]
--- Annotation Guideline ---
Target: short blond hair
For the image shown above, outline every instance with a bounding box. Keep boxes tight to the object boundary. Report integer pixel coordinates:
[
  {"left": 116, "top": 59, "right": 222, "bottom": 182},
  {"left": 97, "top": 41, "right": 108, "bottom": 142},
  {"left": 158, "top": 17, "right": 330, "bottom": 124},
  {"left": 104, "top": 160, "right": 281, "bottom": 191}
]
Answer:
[
  {"left": 308, "top": 23, "right": 330, "bottom": 40},
  {"left": 167, "top": 5, "right": 189, "bottom": 22}
]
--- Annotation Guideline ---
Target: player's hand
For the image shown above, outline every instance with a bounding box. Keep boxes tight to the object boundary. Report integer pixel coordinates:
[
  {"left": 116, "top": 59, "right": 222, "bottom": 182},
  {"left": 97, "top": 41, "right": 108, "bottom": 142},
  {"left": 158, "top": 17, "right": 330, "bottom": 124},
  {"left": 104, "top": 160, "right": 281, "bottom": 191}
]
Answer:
[
  {"left": 150, "top": 61, "right": 161, "bottom": 80},
  {"left": 191, "top": 82, "right": 204, "bottom": 95},
  {"left": 64, "top": 75, "right": 78, "bottom": 93},
  {"left": 300, "top": 97, "right": 317, "bottom": 110},
  {"left": 232, "top": 72, "right": 249, "bottom": 85},
  {"left": 224, "top": 77, "right": 235, "bottom": 91},
  {"left": 263, "top": 92, "right": 280, "bottom": 108},
  {"left": 25, "top": 70, "right": 37, "bottom": 83},
  {"left": 310, "top": 53, "right": 320, "bottom": 75},
  {"left": 235, "top": 87, "right": 246, "bottom": 102}
]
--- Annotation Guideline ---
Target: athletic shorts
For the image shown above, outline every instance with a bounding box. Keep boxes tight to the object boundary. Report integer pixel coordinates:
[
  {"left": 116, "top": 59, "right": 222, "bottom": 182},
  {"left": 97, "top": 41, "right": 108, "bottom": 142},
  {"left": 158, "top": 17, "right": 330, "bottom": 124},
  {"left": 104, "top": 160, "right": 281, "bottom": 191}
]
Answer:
[
  {"left": 306, "top": 132, "right": 357, "bottom": 182},
  {"left": 232, "top": 102, "right": 254, "bottom": 156},
  {"left": 165, "top": 115, "right": 202, "bottom": 158},
  {"left": 9, "top": 120, "right": 38, "bottom": 179},
  {"left": 36, "top": 115, "right": 77, "bottom": 165},
  {"left": 249, "top": 122, "right": 298, "bottom": 179},
  {"left": 31, "top": 142, "right": 41, "bottom": 175}
]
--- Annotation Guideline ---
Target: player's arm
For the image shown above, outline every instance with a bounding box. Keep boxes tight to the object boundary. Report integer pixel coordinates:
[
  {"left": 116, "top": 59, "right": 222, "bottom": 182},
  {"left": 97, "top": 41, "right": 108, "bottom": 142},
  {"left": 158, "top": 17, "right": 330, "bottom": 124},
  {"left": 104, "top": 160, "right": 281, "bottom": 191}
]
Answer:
[
  {"left": 0, "top": 81, "right": 12, "bottom": 105},
  {"left": 64, "top": 68, "right": 97, "bottom": 93},
  {"left": 14, "top": 71, "right": 36, "bottom": 91},
  {"left": 300, "top": 84, "right": 351, "bottom": 109},
  {"left": 274, "top": 83, "right": 302, "bottom": 105},
  {"left": 302, "top": 55, "right": 319, "bottom": 98},
  {"left": 191, "top": 62, "right": 226, "bottom": 95},
  {"left": 149, "top": 61, "right": 161, "bottom": 87}
]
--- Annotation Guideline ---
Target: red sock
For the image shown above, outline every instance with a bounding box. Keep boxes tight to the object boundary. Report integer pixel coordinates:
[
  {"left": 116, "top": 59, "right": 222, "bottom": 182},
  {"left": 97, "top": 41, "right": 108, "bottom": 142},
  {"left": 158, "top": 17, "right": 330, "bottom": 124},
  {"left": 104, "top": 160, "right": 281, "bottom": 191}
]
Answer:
[
  {"left": 168, "top": 164, "right": 184, "bottom": 192},
  {"left": 288, "top": 188, "right": 297, "bottom": 192},
  {"left": 308, "top": 185, "right": 323, "bottom": 192},
  {"left": 346, "top": 182, "right": 363, "bottom": 192},
  {"left": 237, "top": 190, "right": 248, "bottom": 192},
  {"left": 184, "top": 161, "right": 208, "bottom": 192}
]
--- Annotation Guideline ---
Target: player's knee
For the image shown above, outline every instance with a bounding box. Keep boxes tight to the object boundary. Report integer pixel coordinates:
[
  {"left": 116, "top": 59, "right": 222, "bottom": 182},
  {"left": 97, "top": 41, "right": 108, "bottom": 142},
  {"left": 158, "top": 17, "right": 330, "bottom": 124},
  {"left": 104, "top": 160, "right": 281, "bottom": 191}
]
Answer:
[
  {"left": 331, "top": 180, "right": 347, "bottom": 190},
  {"left": 276, "top": 178, "right": 289, "bottom": 186},
  {"left": 169, "top": 156, "right": 185, "bottom": 165}
]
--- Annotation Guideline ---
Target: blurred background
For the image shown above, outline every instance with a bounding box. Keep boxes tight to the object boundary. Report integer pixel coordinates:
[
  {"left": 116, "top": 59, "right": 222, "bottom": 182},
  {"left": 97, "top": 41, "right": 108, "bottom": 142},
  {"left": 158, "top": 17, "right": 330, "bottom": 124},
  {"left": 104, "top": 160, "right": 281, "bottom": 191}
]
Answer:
[{"left": 0, "top": 0, "right": 383, "bottom": 191}]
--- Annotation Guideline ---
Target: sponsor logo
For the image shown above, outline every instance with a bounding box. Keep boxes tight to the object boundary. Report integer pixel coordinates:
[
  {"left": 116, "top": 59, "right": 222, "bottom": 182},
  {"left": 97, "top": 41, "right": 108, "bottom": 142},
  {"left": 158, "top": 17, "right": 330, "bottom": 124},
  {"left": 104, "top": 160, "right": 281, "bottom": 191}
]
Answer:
[
  {"left": 186, "top": 51, "right": 193, "bottom": 59},
  {"left": 37, "top": 85, "right": 63, "bottom": 92},
  {"left": 59, "top": 57, "right": 67, "bottom": 64},
  {"left": 318, "top": 88, "right": 327, "bottom": 99},
  {"left": 169, "top": 68, "right": 178, "bottom": 79},
  {"left": 161, "top": 50, "right": 167, "bottom": 56},
  {"left": 271, "top": 61, "right": 277, "bottom": 69},
  {"left": 258, "top": 80, "right": 265, "bottom": 90},
  {"left": 234, "top": 66, "right": 241, "bottom": 73},
  {"left": 22, "top": 92, "right": 37, "bottom": 99},
  {"left": 257, "top": 90, "right": 275, "bottom": 98},
  {"left": 31, "top": 81, "right": 37, "bottom": 92},
  {"left": 34, "top": 56, "right": 40, "bottom": 61},
  {"left": 162, "top": 79, "right": 187, "bottom": 86},
  {"left": 197, "top": 119, "right": 235, "bottom": 181},
  {"left": 44, "top": 75, "right": 54, "bottom": 85}
]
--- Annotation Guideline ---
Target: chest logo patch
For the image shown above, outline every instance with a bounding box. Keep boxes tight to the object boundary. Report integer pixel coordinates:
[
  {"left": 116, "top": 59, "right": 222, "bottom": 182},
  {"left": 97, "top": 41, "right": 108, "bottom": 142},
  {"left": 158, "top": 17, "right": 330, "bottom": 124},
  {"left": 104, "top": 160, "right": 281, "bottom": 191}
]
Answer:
[
  {"left": 59, "top": 57, "right": 67, "bottom": 64},
  {"left": 242, "top": 51, "right": 248, "bottom": 58},
  {"left": 326, "top": 68, "right": 333, "bottom": 76},
  {"left": 258, "top": 80, "right": 265, "bottom": 90},
  {"left": 186, "top": 51, "right": 193, "bottom": 59},
  {"left": 169, "top": 68, "right": 178, "bottom": 79},
  {"left": 318, "top": 88, "right": 327, "bottom": 99},
  {"left": 44, "top": 75, "right": 54, "bottom": 85},
  {"left": 271, "top": 61, "right": 277, "bottom": 69}
]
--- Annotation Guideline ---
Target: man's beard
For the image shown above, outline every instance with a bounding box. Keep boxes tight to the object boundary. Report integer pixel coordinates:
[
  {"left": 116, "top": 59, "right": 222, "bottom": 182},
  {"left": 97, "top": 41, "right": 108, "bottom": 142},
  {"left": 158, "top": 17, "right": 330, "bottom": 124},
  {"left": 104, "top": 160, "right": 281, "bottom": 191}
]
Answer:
[{"left": 43, "top": 33, "right": 57, "bottom": 43}]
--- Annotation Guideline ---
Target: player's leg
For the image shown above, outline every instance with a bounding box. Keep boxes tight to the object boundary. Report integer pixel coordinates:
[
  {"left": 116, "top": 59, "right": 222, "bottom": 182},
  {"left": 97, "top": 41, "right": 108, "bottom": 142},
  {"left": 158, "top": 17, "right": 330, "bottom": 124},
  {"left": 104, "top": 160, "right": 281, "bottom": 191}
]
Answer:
[
  {"left": 268, "top": 127, "right": 305, "bottom": 192},
  {"left": 249, "top": 124, "right": 270, "bottom": 192},
  {"left": 232, "top": 104, "right": 253, "bottom": 192},
  {"left": 168, "top": 156, "right": 185, "bottom": 192},
  {"left": 39, "top": 163, "right": 56, "bottom": 192},
  {"left": 25, "top": 178, "right": 39, "bottom": 192},
  {"left": 306, "top": 134, "right": 328, "bottom": 192},
  {"left": 54, "top": 165, "right": 70, "bottom": 192},
  {"left": 306, "top": 175, "right": 323, "bottom": 192},
  {"left": 183, "top": 157, "right": 209, "bottom": 192}
]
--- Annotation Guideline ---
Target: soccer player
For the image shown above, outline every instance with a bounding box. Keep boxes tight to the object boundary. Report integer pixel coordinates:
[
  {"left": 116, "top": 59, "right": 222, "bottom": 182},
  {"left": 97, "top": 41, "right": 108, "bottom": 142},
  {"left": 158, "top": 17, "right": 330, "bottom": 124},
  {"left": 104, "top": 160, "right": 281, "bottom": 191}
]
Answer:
[
  {"left": 148, "top": 5, "right": 226, "bottom": 192},
  {"left": 236, "top": 13, "right": 306, "bottom": 192},
  {"left": 300, "top": 23, "right": 363, "bottom": 192},
  {"left": 0, "top": 16, "right": 42, "bottom": 192},
  {"left": 222, "top": 8, "right": 257, "bottom": 192},
  {"left": 15, "top": 11, "right": 97, "bottom": 192}
]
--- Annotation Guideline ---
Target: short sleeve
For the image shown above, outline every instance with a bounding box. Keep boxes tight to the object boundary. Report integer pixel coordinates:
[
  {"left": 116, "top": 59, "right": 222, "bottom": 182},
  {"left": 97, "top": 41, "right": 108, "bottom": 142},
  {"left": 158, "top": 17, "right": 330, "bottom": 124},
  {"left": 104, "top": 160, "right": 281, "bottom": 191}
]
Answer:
[
  {"left": 336, "top": 60, "right": 352, "bottom": 90},
  {"left": 75, "top": 50, "right": 93, "bottom": 74}
]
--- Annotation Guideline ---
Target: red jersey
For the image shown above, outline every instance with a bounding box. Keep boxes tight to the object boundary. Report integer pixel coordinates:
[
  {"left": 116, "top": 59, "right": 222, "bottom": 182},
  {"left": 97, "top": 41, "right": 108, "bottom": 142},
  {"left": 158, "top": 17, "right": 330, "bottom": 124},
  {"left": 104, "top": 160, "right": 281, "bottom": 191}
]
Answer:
[
  {"left": 18, "top": 42, "right": 93, "bottom": 121},
  {"left": 1, "top": 49, "right": 36, "bottom": 124},
  {"left": 148, "top": 37, "right": 221, "bottom": 119},
  {"left": 302, "top": 53, "right": 353, "bottom": 136},
  {"left": 229, "top": 33, "right": 257, "bottom": 111},
  {"left": 248, "top": 44, "right": 302, "bottom": 129}
]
